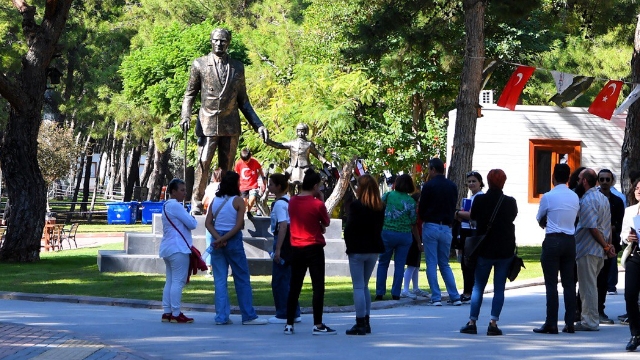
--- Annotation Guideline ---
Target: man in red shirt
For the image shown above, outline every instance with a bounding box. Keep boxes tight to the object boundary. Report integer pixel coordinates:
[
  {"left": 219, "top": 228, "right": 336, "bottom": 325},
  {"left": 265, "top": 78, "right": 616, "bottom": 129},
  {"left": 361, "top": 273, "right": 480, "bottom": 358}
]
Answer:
[{"left": 234, "top": 148, "right": 265, "bottom": 218}]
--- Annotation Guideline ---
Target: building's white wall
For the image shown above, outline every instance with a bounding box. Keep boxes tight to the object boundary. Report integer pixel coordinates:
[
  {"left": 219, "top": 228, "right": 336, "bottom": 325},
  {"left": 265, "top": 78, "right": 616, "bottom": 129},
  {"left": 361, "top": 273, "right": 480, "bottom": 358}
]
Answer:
[{"left": 447, "top": 105, "right": 626, "bottom": 245}]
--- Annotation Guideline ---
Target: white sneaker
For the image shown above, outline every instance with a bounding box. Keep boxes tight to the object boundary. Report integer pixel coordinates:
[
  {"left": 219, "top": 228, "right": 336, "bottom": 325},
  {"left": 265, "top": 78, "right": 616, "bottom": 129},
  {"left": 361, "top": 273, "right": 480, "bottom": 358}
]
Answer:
[
  {"left": 215, "top": 319, "right": 233, "bottom": 325},
  {"left": 268, "top": 317, "right": 287, "bottom": 324},
  {"left": 269, "top": 316, "right": 300, "bottom": 324},
  {"left": 412, "top": 289, "right": 430, "bottom": 298},
  {"left": 607, "top": 290, "right": 618, "bottom": 295},
  {"left": 242, "top": 317, "right": 268, "bottom": 325},
  {"left": 428, "top": 301, "right": 442, "bottom": 306},
  {"left": 400, "top": 290, "right": 417, "bottom": 300},
  {"left": 447, "top": 299, "right": 462, "bottom": 306}
]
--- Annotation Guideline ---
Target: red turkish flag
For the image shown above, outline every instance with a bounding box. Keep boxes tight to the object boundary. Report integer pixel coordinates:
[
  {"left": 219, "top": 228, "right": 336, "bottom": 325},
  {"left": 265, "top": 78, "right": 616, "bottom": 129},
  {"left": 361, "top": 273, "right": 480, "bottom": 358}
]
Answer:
[
  {"left": 588, "top": 80, "right": 623, "bottom": 120},
  {"left": 496, "top": 65, "right": 536, "bottom": 110}
]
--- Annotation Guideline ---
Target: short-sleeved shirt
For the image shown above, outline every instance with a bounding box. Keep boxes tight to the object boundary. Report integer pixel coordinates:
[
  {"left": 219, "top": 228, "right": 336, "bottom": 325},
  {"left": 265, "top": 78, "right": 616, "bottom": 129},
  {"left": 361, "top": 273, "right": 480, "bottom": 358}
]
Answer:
[
  {"left": 381, "top": 191, "right": 416, "bottom": 233},
  {"left": 288, "top": 195, "right": 330, "bottom": 247},
  {"left": 234, "top": 158, "right": 262, "bottom": 191},
  {"left": 575, "top": 187, "right": 611, "bottom": 259},
  {"left": 270, "top": 195, "right": 290, "bottom": 234}
]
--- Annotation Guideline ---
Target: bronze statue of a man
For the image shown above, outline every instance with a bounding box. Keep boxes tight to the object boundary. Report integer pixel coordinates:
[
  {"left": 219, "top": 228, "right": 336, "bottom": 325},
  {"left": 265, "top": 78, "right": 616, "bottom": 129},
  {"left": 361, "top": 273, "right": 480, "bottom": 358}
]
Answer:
[
  {"left": 181, "top": 28, "right": 268, "bottom": 214},
  {"left": 266, "top": 123, "right": 329, "bottom": 191}
]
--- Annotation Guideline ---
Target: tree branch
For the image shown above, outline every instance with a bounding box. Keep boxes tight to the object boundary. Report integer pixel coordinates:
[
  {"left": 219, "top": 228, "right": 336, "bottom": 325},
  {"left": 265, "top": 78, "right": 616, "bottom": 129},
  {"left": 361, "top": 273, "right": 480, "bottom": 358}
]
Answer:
[{"left": 0, "top": 73, "right": 27, "bottom": 112}]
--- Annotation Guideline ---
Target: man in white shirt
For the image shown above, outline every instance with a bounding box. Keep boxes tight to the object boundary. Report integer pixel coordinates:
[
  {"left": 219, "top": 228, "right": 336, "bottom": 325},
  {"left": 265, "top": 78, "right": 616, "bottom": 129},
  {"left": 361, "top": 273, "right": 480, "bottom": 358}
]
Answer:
[{"left": 533, "top": 164, "right": 580, "bottom": 334}]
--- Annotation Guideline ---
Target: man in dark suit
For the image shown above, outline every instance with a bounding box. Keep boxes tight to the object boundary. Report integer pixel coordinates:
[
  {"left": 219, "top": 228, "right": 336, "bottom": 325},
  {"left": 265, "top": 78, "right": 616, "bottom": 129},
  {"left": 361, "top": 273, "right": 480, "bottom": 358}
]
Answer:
[{"left": 181, "top": 28, "right": 268, "bottom": 214}]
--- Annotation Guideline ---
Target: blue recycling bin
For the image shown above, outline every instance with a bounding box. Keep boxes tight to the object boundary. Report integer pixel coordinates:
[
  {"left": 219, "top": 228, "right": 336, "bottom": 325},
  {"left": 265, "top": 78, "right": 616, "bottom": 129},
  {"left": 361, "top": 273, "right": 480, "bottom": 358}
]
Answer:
[
  {"left": 106, "top": 202, "right": 139, "bottom": 225},
  {"left": 141, "top": 201, "right": 166, "bottom": 224}
]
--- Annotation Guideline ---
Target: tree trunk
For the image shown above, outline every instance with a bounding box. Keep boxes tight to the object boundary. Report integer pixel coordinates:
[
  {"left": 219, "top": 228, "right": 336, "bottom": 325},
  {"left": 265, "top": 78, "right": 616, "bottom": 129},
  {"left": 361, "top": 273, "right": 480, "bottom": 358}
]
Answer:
[
  {"left": 621, "top": 14, "right": 640, "bottom": 202},
  {"left": 123, "top": 141, "right": 142, "bottom": 202},
  {"left": 0, "top": 1, "right": 73, "bottom": 261},
  {"left": 80, "top": 139, "right": 94, "bottom": 212},
  {"left": 325, "top": 156, "right": 357, "bottom": 215},
  {"left": 106, "top": 121, "right": 120, "bottom": 199},
  {"left": 447, "top": 0, "right": 486, "bottom": 205},
  {"left": 119, "top": 121, "right": 130, "bottom": 194},
  {"left": 140, "top": 137, "right": 154, "bottom": 189},
  {"left": 147, "top": 140, "right": 172, "bottom": 201},
  {"left": 66, "top": 132, "right": 93, "bottom": 223},
  {"left": 0, "top": 107, "right": 47, "bottom": 261}
]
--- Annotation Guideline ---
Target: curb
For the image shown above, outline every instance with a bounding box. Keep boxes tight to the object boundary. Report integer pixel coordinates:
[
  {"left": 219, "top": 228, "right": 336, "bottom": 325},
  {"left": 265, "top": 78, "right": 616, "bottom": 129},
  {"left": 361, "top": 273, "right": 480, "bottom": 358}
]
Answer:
[{"left": 0, "top": 277, "right": 549, "bottom": 316}]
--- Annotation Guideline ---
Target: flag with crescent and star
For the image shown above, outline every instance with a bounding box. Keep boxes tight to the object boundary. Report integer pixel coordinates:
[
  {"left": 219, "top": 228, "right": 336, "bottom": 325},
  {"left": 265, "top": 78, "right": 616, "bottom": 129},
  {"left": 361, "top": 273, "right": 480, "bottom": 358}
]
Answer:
[
  {"left": 496, "top": 65, "right": 536, "bottom": 110},
  {"left": 614, "top": 85, "right": 640, "bottom": 116},
  {"left": 588, "top": 80, "right": 623, "bottom": 120}
]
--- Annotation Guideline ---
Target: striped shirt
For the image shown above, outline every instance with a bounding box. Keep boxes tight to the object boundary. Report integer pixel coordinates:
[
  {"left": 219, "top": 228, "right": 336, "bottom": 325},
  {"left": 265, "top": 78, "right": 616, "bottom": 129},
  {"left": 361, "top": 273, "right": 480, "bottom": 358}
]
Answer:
[{"left": 575, "top": 187, "right": 611, "bottom": 259}]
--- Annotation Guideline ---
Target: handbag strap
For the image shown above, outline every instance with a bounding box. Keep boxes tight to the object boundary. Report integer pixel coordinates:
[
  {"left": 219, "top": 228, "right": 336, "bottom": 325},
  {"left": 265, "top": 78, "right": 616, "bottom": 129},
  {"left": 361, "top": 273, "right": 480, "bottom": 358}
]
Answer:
[
  {"left": 486, "top": 195, "right": 505, "bottom": 231},
  {"left": 163, "top": 202, "right": 190, "bottom": 249},
  {"left": 211, "top": 196, "right": 230, "bottom": 223}
]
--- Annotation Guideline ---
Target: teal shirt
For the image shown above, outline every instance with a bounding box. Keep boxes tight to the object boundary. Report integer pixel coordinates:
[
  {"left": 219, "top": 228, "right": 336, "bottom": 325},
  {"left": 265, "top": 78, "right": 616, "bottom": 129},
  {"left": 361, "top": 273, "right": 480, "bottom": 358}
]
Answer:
[{"left": 382, "top": 191, "right": 417, "bottom": 233}]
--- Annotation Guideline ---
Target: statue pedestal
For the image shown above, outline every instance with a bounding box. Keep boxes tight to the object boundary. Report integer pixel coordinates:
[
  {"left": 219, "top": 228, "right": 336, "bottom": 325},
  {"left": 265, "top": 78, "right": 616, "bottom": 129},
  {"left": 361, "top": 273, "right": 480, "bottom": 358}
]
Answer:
[{"left": 98, "top": 213, "right": 393, "bottom": 277}]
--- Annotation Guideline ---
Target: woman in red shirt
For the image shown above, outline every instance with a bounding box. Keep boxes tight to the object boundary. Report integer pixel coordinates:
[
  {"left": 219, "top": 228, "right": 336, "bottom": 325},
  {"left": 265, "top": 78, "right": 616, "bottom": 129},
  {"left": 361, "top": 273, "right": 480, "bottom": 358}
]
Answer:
[{"left": 284, "top": 169, "right": 335, "bottom": 335}]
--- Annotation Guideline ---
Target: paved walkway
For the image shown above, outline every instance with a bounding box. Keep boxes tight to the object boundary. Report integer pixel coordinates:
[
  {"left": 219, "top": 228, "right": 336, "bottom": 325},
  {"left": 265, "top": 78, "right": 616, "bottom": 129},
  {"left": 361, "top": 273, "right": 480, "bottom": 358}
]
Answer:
[
  {"left": 0, "top": 276, "right": 636, "bottom": 359},
  {"left": 0, "top": 235, "right": 636, "bottom": 359}
]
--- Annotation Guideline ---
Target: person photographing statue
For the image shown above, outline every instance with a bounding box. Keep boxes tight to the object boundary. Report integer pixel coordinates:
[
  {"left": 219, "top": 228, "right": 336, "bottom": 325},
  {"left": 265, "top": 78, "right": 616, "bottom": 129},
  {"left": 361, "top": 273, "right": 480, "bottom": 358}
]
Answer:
[{"left": 181, "top": 28, "right": 268, "bottom": 214}]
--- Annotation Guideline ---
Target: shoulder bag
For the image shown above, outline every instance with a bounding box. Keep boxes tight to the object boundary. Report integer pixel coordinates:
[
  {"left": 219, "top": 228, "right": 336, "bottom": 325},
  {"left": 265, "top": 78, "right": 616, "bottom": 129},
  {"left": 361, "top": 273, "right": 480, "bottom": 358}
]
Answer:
[
  {"left": 507, "top": 246, "right": 526, "bottom": 282},
  {"left": 163, "top": 203, "right": 208, "bottom": 283},
  {"left": 464, "top": 195, "right": 504, "bottom": 264}
]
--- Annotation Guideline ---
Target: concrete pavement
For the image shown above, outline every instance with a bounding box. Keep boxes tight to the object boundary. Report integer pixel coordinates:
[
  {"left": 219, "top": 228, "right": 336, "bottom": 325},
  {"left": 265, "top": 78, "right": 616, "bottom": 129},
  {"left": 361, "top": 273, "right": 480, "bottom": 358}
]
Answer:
[{"left": 0, "top": 276, "right": 637, "bottom": 359}]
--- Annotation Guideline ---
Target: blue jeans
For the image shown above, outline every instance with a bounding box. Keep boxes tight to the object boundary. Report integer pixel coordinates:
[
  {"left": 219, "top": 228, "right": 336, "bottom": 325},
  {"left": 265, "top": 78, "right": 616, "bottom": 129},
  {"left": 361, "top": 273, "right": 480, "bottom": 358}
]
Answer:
[
  {"left": 203, "top": 233, "right": 212, "bottom": 265},
  {"left": 211, "top": 230, "right": 258, "bottom": 323},
  {"left": 271, "top": 242, "right": 300, "bottom": 319},
  {"left": 349, "top": 253, "right": 378, "bottom": 317},
  {"left": 423, "top": 223, "right": 460, "bottom": 302},
  {"left": 469, "top": 256, "right": 512, "bottom": 321},
  {"left": 376, "top": 230, "right": 412, "bottom": 297}
]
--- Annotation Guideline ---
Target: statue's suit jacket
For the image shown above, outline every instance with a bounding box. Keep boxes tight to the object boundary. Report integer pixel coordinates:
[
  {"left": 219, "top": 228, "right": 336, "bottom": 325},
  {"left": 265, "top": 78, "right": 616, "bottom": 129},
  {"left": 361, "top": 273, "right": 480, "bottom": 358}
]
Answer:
[{"left": 182, "top": 53, "right": 263, "bottom": 137}]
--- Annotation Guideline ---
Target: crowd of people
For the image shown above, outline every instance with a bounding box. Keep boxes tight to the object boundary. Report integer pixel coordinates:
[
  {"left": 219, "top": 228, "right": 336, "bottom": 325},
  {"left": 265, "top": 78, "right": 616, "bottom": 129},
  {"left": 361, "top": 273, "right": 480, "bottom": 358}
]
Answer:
[{"left": 156, "top": 152, "right": 639, "bottom": 351}]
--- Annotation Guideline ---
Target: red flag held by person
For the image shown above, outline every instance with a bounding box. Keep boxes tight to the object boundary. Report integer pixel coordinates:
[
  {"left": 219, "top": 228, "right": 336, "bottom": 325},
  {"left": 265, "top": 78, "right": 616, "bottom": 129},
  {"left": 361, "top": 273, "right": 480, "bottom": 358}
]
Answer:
[
  {"left": 496, "top": 65, "right": 536, "bottom": 110},
  {"left": 588, "top": 80, "right": 623, "bottom": 120}
]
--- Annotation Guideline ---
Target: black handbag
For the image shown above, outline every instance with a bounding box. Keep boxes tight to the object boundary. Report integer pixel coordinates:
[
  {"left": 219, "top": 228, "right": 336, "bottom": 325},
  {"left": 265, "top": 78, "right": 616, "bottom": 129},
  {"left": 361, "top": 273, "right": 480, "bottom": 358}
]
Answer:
[
  {"left": 508, "top": 248, "right": 525, "bottom": 282},
  {"left": 464, "top": 195, "right": 504, "bottom": 264}
]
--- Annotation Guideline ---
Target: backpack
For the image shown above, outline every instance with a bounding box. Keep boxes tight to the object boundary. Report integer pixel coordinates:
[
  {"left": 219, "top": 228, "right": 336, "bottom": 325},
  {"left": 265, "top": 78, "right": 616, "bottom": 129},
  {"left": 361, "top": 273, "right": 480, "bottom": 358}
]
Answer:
[{"left": 271, "top": 198, "right": 292, "bottom": 264}]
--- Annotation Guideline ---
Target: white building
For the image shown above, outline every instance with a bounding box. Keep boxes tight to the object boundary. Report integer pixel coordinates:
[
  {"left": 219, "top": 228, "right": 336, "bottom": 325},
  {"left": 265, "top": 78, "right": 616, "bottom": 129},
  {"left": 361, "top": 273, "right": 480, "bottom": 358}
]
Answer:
[{"left": 446, "top": 104, "right": 626, "bottom": 245}]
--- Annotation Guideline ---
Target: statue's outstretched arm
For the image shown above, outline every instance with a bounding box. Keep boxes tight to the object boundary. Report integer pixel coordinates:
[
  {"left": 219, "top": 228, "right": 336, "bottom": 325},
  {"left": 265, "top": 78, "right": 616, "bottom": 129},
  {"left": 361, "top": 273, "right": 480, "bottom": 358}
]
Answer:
[
  {"left": 266, "top": 138, "right": 288, "bottom": 150},
  {"left": 310, "top": 142, "right": 329, "bottom": 165}
]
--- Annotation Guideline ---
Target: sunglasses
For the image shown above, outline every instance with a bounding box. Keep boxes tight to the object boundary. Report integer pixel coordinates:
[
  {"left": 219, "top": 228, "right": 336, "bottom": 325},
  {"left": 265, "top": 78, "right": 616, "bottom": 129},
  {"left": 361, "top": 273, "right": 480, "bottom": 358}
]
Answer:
[
  {"left": 599, "top": 177, "right": 612, "bottom": 183},
  {"left": 466, "top": 171, "right": 480, "bottom": 177}
]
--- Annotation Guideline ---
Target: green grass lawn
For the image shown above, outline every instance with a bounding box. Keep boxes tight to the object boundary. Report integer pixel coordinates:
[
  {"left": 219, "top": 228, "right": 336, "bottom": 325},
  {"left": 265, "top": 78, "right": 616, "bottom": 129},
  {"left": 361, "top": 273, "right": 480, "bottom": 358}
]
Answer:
[{"left": 0, "top": 243, "right": 544, "bottom": 307}]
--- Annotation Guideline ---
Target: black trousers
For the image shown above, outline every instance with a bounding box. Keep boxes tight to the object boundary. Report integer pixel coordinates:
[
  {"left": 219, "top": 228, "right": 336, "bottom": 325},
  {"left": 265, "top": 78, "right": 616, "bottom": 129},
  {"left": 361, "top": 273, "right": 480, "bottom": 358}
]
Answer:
[
  {"left": 597, "top": 257, "right": 613, "bottom": 315},
  {"left": 459, "top": 228, "right": 476, "bottom": 295},
  {"left": 287, "top": 244, "right": 325, "bottom": 325},
  {"left": 626, "top": 254, "right": 640, "bottom": 336},
  {"left": 540, "top": 233, "right": 576, "bottom": 326}
]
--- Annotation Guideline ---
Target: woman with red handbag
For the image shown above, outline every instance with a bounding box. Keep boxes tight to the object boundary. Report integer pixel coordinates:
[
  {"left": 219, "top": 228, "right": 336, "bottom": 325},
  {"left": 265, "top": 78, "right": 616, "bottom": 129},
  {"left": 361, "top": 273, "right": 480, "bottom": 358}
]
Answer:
[{"left": 160, "top": 178, "right": 198, "bottom": 324}]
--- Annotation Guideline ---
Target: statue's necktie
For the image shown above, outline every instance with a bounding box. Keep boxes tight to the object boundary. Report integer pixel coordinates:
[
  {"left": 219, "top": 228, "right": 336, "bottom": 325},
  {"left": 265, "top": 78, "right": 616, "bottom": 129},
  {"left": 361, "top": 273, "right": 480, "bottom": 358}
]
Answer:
[{"left": 216, "top": 60, "right": 227, "bottom": 85}]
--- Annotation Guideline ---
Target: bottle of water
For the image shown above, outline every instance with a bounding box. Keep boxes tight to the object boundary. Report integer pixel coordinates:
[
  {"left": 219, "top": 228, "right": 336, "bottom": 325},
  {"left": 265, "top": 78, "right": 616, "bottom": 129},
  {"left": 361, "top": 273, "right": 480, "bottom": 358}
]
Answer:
[
  {"left": 269, "top": 251, "right": 285, "bottom": 265},
  {"left": 205, "top": 244, "right": 214, "bottom": 254}
]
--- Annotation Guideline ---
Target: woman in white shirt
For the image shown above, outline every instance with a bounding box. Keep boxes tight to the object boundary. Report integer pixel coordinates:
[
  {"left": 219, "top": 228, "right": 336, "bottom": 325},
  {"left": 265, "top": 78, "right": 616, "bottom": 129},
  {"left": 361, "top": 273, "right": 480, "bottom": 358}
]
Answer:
[
  {"left": 621, "top": 178, "right": 640, "bottom": 351},
  {"left": 160, "top": 178, "right": 198, "bottom": 323},
  {"left": 454, "top": 171, "right": 485, "bottom": 304}
]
